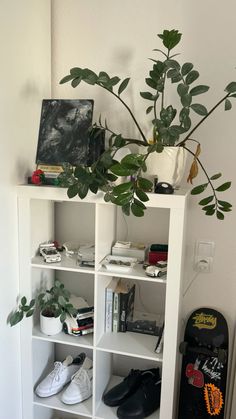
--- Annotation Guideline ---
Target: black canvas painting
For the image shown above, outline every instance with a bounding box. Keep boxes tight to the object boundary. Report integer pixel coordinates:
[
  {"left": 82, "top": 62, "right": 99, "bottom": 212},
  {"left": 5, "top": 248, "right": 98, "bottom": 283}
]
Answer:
[{"left": 36, "top": 99, "right": 104, "bottom": 166}]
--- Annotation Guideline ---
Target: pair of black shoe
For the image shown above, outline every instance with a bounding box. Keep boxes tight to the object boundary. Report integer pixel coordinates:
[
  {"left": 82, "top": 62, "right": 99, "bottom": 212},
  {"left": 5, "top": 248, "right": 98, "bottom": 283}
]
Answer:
[{"left": 102, "top": 368, "right": 161, "bottom": 419}]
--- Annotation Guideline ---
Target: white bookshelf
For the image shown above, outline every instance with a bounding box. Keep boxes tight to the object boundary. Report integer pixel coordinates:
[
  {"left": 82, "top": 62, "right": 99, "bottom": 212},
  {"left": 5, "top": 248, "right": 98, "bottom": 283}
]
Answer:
[{"left": 17, "top": 185, "right": 188, "bottom": 419}]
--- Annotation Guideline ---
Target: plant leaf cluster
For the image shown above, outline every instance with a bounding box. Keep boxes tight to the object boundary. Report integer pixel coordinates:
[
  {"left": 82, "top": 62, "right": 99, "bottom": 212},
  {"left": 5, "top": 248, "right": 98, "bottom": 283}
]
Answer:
[
  {"left": 9, "top": 280, "right": 77, "bottom": 326},
  {"left": 59, "top": 29, "right": 235, "bottom": 219}
]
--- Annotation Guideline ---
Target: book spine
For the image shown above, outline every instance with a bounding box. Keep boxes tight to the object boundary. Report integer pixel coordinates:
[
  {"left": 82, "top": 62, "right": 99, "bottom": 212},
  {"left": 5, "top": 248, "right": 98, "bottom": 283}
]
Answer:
[
  {"left": 105, "top": 288, "right": 114, "bottom": 332},
  {"left": 112, "top": 292, "right": 120, "bottom": 332},
  {"left": 119, "top": 293, "right": 128, "bottom": 332},
  {"left": 119, "top": 285, "right": 135, "bottom": 333}
]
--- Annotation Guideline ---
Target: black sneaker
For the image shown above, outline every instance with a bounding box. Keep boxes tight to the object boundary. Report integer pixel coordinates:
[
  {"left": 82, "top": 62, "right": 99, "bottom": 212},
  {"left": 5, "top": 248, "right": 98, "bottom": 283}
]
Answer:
[
  {"left": 117, "top": 372, "right": 161, "bottom": 419},
  {"left": 103, "top": 368, "right": 160, "bottom": 407}
]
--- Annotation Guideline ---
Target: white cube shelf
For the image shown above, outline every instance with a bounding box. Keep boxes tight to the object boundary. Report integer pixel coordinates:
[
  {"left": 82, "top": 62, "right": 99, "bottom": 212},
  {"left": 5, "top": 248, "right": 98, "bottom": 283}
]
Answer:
[{"left": 17, "top": 185, "right": 188, "bottom": 419}]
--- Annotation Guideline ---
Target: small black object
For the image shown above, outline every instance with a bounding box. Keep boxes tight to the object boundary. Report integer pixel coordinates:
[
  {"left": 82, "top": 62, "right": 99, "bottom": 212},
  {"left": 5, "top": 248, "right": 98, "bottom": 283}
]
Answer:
[{"left": 155, "top": 182, "right": 174, "bottom": 194}]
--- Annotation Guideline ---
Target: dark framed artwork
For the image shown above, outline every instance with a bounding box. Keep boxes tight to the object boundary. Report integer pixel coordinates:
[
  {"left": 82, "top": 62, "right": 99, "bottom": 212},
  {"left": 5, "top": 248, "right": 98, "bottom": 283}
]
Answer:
[{"left": 36, "top": 99, "right": 104, "bottom": 166}]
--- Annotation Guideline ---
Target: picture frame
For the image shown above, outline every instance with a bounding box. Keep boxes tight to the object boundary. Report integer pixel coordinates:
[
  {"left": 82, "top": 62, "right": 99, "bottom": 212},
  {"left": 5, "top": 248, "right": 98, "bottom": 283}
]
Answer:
[{"left": 36, "top": 99, "right": 104, "bottom": 167}]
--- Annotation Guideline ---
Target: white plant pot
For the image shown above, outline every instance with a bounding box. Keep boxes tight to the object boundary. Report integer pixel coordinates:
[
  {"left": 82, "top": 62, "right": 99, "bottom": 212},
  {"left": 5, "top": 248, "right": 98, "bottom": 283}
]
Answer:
[
  {"left": 144, "top": 146, "right": 187, "bottom": 188},
  {"left": 40, "top": 312, "right": 62, "bottom": 336}
]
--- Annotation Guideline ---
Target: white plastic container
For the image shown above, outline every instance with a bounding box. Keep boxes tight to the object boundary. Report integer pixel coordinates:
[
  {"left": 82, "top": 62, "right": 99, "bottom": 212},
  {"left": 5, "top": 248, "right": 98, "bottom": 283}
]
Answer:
[{"left": 102, "top": 255, "right": 137, "bottom": 273}]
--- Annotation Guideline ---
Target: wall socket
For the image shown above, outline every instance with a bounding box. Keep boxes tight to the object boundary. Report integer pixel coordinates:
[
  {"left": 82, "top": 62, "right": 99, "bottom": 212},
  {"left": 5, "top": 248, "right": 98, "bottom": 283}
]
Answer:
[{"left": 194, "top": 241, "right": 215, "bottom": 273}]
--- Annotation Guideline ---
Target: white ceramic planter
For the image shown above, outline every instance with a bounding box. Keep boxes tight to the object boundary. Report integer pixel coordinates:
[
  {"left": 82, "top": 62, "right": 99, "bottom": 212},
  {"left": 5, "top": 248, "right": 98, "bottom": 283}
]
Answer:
[
  {"left": 144, "top": 146, "right": 187, "bottom": 188},
  {"left": 40, "top": 312, "right": 62, "bottom": 336}
]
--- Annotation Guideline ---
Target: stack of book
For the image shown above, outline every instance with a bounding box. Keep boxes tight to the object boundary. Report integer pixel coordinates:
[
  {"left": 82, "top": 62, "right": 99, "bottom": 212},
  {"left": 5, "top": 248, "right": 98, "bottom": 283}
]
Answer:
[
  {"left": 63, "top": 306, "right": 94, "bottom": 336},
  {"left": 37, "top": 164, "right": 63, "bottom": 184},
  {"left": 105, "top": 278, "right": 135, "bottom": 333},
  {"left": 76, "top": 306, "right": 94, "bottom": 335}
]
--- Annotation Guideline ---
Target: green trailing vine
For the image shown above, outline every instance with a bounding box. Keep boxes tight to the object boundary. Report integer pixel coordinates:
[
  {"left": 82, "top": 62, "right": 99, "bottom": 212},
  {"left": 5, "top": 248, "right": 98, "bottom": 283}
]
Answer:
[{"left": 59, "top": 29, "right": 235, "bottom": 219}]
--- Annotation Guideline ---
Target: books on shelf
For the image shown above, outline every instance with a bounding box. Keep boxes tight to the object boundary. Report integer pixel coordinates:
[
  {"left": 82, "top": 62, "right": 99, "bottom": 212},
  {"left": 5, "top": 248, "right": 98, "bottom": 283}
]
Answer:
[
  {"left": 104, "top": 278, "right": 136, "bottom": 333},
  {"left": 113, "top": 279, "right": 136, "bottom": 333},
  {"left": 105, "top": 278, "right": 119, "bottom": 332}
]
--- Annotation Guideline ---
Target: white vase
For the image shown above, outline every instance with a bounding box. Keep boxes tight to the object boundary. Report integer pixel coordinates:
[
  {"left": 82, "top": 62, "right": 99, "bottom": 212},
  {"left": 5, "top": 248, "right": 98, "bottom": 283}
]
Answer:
[
  {"left": 144, "top": 146, "right": 187, "bottom": 188},
  {"left": 40, "top": 312, "right": 62, "bottom": 336}
]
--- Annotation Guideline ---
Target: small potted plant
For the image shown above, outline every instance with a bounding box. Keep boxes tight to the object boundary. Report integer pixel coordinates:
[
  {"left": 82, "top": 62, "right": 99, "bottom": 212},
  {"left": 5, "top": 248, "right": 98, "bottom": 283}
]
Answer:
[
  {"left": 59, "top": 29, "right": 234, "bottom": 220},
  {"left": 9, "top": 280, "right": 77, "bottom": 336}
]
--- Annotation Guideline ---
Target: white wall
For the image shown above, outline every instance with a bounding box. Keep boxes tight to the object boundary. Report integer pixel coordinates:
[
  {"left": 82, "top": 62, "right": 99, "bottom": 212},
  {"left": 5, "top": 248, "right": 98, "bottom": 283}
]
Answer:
[
  {"left": 51, "top": 0, "right": 236, "bottom": 417},
  {"left": 0, "top": 1, "right": 51, "bottom": 418}
]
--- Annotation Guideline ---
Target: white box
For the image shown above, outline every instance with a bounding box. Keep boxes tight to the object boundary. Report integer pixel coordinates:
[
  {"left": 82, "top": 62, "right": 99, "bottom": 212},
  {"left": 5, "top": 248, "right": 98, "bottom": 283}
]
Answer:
[{"left": 112, "top": 241, "right": 147, "bottom": 261}]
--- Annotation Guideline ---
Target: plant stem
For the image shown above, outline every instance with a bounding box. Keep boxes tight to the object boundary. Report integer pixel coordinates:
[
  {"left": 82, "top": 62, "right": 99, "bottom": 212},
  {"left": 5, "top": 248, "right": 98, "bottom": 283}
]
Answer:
[
  {"left": 100, "top": 85, "right": 148, "bottom": 145},
  {"left": 95, "top": 123, "right": 147, "bottom": 146},
  {"left": 177, "top": 92, "right": 230, "bottom": 147}
]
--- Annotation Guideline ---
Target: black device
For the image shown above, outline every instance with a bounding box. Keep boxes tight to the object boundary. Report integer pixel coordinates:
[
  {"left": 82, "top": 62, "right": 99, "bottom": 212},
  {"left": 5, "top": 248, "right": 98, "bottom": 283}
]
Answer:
[{"left": 155, "top": 182, "right": 174, "bottom": 194}]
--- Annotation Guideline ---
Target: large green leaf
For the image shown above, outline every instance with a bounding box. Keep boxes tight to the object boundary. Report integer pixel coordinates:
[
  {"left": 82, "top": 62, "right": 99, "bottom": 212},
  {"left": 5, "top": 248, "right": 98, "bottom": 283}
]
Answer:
[
  {"left": 110, "top": 163, "right": 132, "bottom": 176},
  {"left": 114, "top": 192, "right": 133, "bottom": 206},
  {"left": 210, "top": 173, "right": 222, "bottom": 180},
  {"left": 191, "top": 183, "right": 208, "bottom": 195},
  {"left": 216, "top": 211, "right": 224, "bottom": 220},
  {"left": 181, "top": 94, "right": 192, "bottom": 107},
  {"left": 131, "top": 203, "right": 144, "bottom": 217},
  {"left": 225, "top": 81, "right": 236, "bottom": 93},
  {"left": 78, "top": 184, "right": 89, "bottom": 199},
  {"left": 121, "top": 154, "right": 143, "bottom": 168},
  {"left": 70, "top": 67, "right": 83, "bottom": 77},
  {"left": 21, "top": 296, "right": 27, "bottom": 306},
  {"left": 191, "top": 104, "right": 208, "bottom": 116},
  {"left": 71, "top": 77, "right": 82, "bottom": 88},
  {"left": 181, "top": 62, "right": 194, "bottom": 76},
  {"left": 82, "top": 68, "right": 98, "bottom": 85},
  {"left": 135, "top": 189, "right": 149, "bottom": 202},
  {"left": 146, "top": 106, "right": 154, "bottom": 114},
  {"left": 60, "top": 74, "right": 74, "bottom": 84},
  {"left": 122, "top": 203, "right": 131, "bottom": 216},
  {"left": 186, "top": 70, "right": 199, "bottom": 85},
  {"left": 158, "top": 29, "right": 182, "bottom": 50},
  {"left": 133, "top": 198, "right": 146, "bottom": 210},
  {"left": 140, "top": 91, "right": 154, "bottom": 100},
  {"left": 67, "top": 184, "right": 79, "bottom": 198},
  {"left": 199, "top": 196, "right": 214, "bottom": 206},
  {"left": 137, "top": 177, "right": 153, "bottom": 190},
  {"left": 118, "top": 78, "right": 130, "bottom": 95},
  {"left": 114, "top": 135, "right": 126, "bottom": 148},
  {"left": 218, "top": 200, "right": 232, "bottom": 208},
  {"left": 146, "top": 78, "right": 157, "bottom": 89},
  {"left": 112, "top": 182, "right": 133, "bottom": 196},
  {"left": 177, "top": 83, "right": 189, "bottom": 97},
  {"left": 190, "top": 85, "right": 209, "bottom": 96},
  {"left": 26, "top": 309, "right": 34, "bottom": 318},
  {"left": 225, "top": 99, "right": 232, "bottom": 111},
  {"left": 215, "top": 182, "right": 231, "bottom": 192},
  {"left": 10, "top": 311, "right": 24, "bottom": 326},
  {"left": 165, "top": 59, "right": 181, "bottom": 70}
]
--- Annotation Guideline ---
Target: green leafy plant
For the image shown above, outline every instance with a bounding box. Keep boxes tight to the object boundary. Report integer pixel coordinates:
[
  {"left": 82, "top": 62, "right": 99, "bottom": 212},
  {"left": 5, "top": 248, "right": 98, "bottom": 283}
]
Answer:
[
  {"left": 9, "top": 280, "right": 77, "bottom": 326},
  {"left": 59, "top": 29, "right": 234, "bottom": 219}
]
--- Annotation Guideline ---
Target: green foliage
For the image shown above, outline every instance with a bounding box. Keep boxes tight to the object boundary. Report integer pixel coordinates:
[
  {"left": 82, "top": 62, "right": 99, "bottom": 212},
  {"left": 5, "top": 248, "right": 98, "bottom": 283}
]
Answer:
[
  {"left": 9, "top": 280, "right": 77, "bottom": 327},
  {"left": 59, "top": 28, "right": 234, "bottom": 219}
]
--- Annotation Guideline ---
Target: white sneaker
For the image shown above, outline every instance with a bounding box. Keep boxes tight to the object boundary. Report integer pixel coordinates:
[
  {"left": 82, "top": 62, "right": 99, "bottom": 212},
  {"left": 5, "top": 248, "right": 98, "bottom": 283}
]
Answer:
[
  {"left": 61, "top": 357, "right": 93, "bottom": 404},
  {"left": 35, "top": 353, "right": 85, "bottom": 397}
]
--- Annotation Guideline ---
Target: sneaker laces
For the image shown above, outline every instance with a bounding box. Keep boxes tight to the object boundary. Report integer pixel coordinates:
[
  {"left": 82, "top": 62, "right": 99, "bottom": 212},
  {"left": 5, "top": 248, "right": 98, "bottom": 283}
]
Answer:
[{"left": 49, "top": 362, "right": 65, "bottom": 383}]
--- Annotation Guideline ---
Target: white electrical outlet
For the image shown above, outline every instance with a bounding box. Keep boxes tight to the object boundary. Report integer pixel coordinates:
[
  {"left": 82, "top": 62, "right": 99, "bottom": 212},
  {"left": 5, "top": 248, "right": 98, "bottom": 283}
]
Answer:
[
  {"left": 195, "top": 257, "right": 212, "bottom": 273},
  {"left": 194, "top": 241, "right": 215, "bottom": 273}
]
